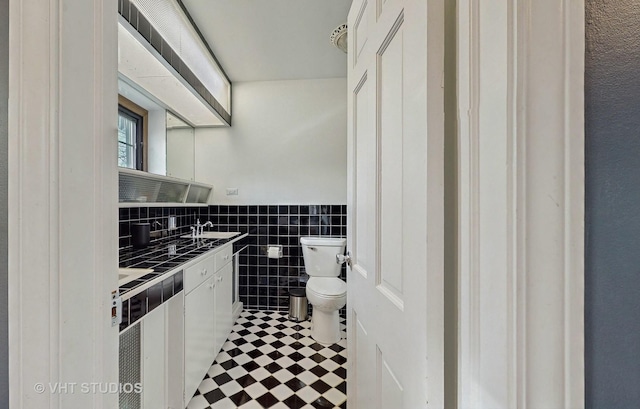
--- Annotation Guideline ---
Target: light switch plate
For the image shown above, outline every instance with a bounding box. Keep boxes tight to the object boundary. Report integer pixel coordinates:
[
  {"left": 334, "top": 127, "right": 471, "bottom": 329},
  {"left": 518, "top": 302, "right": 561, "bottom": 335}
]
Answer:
[{"left": 226, "top": 188, "right": 239, "bottom": 196}]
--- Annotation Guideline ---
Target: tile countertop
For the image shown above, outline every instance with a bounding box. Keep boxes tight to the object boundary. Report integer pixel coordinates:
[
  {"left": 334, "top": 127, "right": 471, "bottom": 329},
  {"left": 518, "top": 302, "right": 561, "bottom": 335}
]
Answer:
[{"left": 118, "top": 232, "right": 248, "bottom": 300}]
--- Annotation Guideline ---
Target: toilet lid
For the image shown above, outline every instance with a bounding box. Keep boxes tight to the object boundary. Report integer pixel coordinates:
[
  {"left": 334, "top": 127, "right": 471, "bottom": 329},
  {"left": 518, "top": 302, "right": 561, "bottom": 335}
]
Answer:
[
  {"left": 307, "top": 277, "right": 347, "bottom": 298},
  {"left": 300, "top": 236, "right": 346, "bottom": 247}
]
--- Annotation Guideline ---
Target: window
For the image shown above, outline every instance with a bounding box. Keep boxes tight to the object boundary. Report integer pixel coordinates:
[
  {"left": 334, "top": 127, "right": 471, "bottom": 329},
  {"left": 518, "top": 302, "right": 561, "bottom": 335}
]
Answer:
[{"left": 117, "top": 96, "right": 148, "bottom": 170}]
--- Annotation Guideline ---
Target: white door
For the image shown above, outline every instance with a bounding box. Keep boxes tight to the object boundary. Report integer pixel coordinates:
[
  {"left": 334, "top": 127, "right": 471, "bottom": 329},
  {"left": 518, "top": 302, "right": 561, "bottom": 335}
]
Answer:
[{"left": 346, "top": 0, "right": 444, "bottom": 408}]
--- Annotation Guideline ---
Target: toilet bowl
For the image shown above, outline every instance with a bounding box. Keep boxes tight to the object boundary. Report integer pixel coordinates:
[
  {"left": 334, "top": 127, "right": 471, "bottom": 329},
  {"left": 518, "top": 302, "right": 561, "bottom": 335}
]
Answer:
[
  {"left": 300, "top": 236, "right": 347, "bottom": 345},
  {"left": 306, "top": 278, "right": 347, "bottom": 344}
]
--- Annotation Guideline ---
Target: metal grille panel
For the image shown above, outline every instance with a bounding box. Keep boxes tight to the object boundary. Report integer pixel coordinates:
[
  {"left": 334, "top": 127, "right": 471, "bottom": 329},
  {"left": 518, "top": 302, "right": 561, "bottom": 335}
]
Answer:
[
  {"left": 186, "top": 184, "right": 211, "bottom": 204},
  {"left": 119, "top": 172, "right": 189, "bottom": 203},
  {"left": 119, "top": 324, "right": 141, "bottom": 409}
]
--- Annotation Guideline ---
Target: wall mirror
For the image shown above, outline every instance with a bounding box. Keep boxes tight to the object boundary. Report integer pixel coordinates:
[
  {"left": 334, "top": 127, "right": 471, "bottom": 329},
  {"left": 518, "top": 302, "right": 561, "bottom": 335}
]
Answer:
[{"left": 166, "top": 112, "right": 196, "bottom": 181}]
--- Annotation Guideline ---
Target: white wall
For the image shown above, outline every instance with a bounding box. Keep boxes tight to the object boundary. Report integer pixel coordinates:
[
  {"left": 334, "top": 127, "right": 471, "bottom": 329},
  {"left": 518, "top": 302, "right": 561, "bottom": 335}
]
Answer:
[{"left": 194, "top": 78, "right": 347, "bottom": 205}]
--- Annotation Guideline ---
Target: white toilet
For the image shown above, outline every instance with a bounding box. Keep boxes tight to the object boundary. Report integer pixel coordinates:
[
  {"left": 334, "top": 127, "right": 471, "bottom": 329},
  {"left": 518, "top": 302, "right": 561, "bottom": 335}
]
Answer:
[{"left": 300, "top": 236, "right": 347, "bottom": 345}]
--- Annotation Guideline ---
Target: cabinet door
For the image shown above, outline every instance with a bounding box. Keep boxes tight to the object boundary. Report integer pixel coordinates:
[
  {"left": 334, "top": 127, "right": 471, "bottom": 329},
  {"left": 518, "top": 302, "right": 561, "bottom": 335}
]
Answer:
[
  {"left": 214, "top": 262, "right": 233, "bottom": 353},
  {"left": 142, "top": 304, "right": 165, "bottom": 409},
  {"left": 166, "top": 293, "right": 184, "bottom": 409},
  {"left": 184, "top": 276, "right": 216, "bottom": 402}
]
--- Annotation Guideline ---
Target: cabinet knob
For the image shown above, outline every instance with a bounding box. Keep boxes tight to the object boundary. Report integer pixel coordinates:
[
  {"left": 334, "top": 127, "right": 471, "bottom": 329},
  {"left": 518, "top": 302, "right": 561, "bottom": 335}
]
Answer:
[{"left": 201, "top": 268, "right": 208, "bottom": 276}]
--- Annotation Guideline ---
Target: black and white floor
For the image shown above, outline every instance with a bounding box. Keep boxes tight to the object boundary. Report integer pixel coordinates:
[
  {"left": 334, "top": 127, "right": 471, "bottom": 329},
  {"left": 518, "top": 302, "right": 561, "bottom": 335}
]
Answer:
[{"left": 186, "top": 310, "right": 348, "bottom": 409}]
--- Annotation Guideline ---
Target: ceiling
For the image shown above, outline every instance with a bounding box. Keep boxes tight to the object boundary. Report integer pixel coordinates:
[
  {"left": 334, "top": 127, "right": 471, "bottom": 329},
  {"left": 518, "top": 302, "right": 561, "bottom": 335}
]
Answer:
[{"left": 181, "top": 0, "right": 352, "bottom": 82}]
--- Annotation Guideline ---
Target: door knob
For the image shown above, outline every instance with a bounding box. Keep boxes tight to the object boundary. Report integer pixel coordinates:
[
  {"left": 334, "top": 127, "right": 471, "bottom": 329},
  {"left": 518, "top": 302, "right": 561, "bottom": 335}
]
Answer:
[{"left": 336, "top": 252, "right": 352, "bottom": 267}]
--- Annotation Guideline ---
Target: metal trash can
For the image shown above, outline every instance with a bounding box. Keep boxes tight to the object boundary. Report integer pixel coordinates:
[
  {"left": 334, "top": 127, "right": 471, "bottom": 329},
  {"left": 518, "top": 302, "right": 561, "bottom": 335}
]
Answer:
[{"left": 288, "top": 288, "right": 308, "bottom": 322}]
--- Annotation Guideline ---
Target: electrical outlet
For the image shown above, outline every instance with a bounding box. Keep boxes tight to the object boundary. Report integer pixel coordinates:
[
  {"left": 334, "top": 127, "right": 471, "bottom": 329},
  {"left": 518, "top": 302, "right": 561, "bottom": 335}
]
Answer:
[
  {"left": 111, "top": 290, "right": 122, "bottom": 327},
  {"left": 226, "top": 188, "right": 239, "bottom": 196}
]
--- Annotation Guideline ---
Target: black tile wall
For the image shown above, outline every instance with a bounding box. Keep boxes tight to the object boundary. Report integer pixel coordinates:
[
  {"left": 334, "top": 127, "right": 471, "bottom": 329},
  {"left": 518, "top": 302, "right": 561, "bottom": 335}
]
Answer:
[
  {"left": 201, "top": 205, "right": 347, "bottom": 317},
  {"left": 118, "top": 206, "right": 210, "bottom": 249},
  {"left": 118, "top": 204, "right": 348, "bottom": 318},
  {"left": 119, "top": 270, "right": 184, "bottom": 332}
]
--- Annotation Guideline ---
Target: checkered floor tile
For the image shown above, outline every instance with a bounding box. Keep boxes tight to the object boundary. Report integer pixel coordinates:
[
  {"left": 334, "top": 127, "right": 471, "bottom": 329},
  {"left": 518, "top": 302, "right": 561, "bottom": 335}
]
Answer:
[{"left": 186, "top": 310, "right": 347, "bottom": 409}]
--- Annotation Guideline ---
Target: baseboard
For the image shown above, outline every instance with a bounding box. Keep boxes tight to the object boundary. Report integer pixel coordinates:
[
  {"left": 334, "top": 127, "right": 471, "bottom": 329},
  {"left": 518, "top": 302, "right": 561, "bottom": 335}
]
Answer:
[{"left": 232, "top": 301, "right": 243, "bottom": 322}]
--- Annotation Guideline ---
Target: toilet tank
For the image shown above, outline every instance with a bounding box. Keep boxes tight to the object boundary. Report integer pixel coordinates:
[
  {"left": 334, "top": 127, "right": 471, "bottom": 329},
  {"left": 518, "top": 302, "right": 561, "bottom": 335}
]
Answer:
[{"left": 300, "top": 237, "right": 346, "bottom": 277}]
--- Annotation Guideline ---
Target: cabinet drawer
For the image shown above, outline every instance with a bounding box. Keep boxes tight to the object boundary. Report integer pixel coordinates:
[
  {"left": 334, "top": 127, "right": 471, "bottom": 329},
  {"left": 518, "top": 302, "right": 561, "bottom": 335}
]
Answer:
[
  {"left": 184, "top": 255, "right": 214, "bottom": 294},
  {"left": 214, "top": 245, "right": 232, "bottom": 271}
]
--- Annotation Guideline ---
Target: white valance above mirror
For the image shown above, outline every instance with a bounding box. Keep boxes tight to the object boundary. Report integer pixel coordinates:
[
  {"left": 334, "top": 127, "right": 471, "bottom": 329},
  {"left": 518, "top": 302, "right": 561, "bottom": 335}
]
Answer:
[{"left": 118, "top": 0, "right": 231, "bottom": 127}]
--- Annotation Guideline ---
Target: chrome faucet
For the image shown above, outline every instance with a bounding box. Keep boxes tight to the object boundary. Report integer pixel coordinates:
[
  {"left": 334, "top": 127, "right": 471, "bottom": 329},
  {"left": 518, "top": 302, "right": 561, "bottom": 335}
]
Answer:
[
  {"left": 151, "top": 220, "right": 164, "bottom": 239},
  {"left": 191, "top": 219, "right": 201, "bottom": 238},
  {"left": 192, "top": 219, "right": 214, "bottom": 238},
  {"left": 201, "top": 221, "right": 213, "bottom": 234}
]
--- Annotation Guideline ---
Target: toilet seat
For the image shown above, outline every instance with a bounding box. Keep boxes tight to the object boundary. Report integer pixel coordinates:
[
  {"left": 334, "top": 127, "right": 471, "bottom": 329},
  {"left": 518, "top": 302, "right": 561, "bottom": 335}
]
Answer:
[{"left": 306, "top": 277, "right": 347, "bottom": 298}]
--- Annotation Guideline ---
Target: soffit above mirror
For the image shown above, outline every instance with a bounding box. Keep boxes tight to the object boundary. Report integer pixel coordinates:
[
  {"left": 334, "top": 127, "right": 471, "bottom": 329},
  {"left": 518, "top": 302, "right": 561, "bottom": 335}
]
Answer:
[
  {"left": 166, "top": 111, "right": 192, "bottom": 129},
  {"left": 117, "top": 0, "right": 231, "bottom": 127}
]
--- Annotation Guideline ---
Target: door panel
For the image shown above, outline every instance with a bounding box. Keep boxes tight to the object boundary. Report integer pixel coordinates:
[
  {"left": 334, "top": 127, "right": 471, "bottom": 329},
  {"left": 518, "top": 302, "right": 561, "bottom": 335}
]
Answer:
[
  {"left": 353, "top": 311, "right": 376, "bottom": 408},
  {"left": 378, "top": 347, "right": 404, "bottom": 408},
  {"left": 377, "top": 17, "right": 405, "bottom": 307},
  {"left": 347, "top": 0, "right": 443, "bottom": 407},
  {"left": 354, "top": 73, "right": 375, "bottom": 277},
  {"left": 354, "top": 0, "right": 370, "bottom": 65}
]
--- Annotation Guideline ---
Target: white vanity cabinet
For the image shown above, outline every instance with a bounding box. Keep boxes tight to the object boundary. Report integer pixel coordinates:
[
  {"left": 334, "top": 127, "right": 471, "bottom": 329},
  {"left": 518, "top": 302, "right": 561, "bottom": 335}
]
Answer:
[
  {"left": 183, "top": 243, "right": 234, "bottom": 406},
  {"left": 119, "top": 235, "right": 244, "bottom": 409}
]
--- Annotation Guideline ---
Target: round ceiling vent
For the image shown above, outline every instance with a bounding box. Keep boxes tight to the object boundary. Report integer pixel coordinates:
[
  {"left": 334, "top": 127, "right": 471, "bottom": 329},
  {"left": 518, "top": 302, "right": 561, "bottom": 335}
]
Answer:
[{"left": 330, "top": 23, "right": 348, "bottom": 53}]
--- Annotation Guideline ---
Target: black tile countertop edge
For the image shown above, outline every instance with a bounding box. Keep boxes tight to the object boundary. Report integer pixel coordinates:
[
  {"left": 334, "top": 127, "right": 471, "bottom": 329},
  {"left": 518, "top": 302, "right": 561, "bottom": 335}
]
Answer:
[{"left": 119, "top": 232, "right": 248, "bottom": 300}]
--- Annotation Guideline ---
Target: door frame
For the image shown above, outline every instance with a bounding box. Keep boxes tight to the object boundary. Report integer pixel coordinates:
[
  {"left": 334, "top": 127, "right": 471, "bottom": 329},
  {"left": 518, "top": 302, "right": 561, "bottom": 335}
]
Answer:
[
  {"left": 8, "top": 0, "right": 119, "bottom": 407},
  {"left": 456, "top": 0, "right": 584, "bottom": 407}
]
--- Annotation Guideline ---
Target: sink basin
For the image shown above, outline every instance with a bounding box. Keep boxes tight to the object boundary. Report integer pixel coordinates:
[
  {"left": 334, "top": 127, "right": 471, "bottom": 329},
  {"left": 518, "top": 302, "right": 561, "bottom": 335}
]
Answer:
[
  {"left": 180, "top": 231, "right": 240, "bottom": 240},
  {"left": 118, "top": 267, "right": 153, "bottom": 286}
]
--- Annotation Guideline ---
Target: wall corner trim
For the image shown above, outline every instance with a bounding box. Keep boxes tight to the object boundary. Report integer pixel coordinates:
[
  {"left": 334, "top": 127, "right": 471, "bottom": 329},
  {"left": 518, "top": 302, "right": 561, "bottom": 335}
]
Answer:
[
  {"left": 456, "top": 0, "right": 585, "bottom": 407},
  {"left": 8, "top": 0, "right": 119, "bottom": 407}
]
